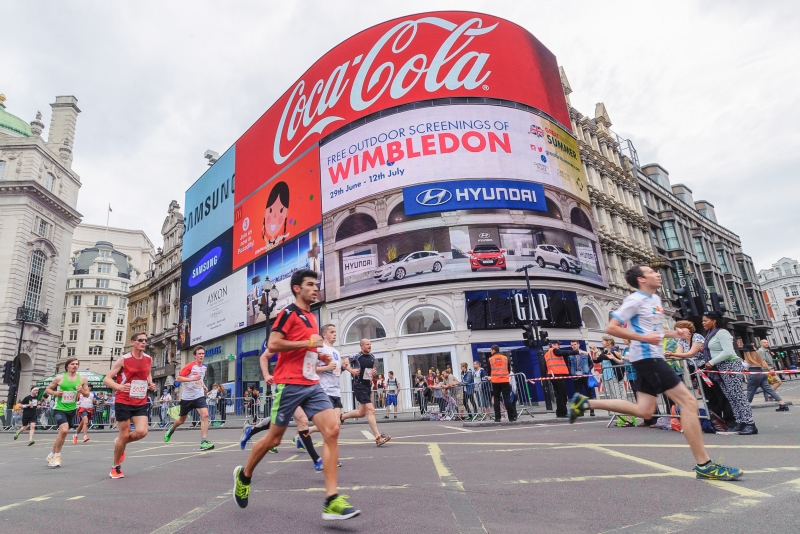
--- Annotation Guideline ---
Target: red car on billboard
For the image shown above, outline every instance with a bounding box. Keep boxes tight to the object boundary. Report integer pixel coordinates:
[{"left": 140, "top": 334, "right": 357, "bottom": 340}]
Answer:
[{"left": 468, "top": 243, "right": 507, "bottom": 272}]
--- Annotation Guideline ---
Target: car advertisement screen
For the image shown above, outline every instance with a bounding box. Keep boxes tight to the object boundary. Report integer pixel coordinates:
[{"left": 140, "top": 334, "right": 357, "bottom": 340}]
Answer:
[
  {"left": 245, "top": 226, "right": 324, "bottom": 326},
  {"left": 234, "top": 11, "right": 570, "bottom": 204},
  {"left": 319, "top": 105, "right": 587, "bottom": 214},
  {"left": 233, "top": 147, "right": 321, "bottom": 270},
  {"left": 183, "top": 146, "right": 235, "bottom": 260},
  {"left": 180, "top": 227, "right": 233, "bottom": 302},
  {"left": 179, "top": 269, "right": 248, "bottom": 349}
]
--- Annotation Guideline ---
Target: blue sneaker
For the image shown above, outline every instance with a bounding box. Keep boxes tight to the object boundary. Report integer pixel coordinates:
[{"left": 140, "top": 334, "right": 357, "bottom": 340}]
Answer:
[
  {"left": 239, "top": 424, "right": 253, "bottom": 451},
  {"left": 695, "top": 461, "right": 743, "bottom": 481},
  {"left": 294, "top": 435, "right": 306, "bottom": 450},
  {"left": 314, "top": 458, "right": 323, "bottom": 472}
]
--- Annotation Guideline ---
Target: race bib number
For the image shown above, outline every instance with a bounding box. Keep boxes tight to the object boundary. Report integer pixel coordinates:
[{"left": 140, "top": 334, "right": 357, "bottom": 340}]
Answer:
[
  {"left": 31, "top": 399, "right": 38, "bottom": 407},
  {"left": 303, "top": 351, "right": 320, "bottom": 381},
  {"left": 61, "top": 391, "right": 76, "bottom": 403},
  {"left": 363, "top": 368, "right": 373, "bottom": 381},
  {"left": 130, "top": 380, "right": 148, "bottom": 399}
]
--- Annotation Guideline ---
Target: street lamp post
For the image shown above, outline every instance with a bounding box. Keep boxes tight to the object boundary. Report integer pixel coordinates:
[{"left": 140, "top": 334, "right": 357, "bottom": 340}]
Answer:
[
  {"left": 262, "top": 279, "right": 280, "bottom": 343},
  {"left": 783, "top": 313, "right": 797, "bottom": 367}
]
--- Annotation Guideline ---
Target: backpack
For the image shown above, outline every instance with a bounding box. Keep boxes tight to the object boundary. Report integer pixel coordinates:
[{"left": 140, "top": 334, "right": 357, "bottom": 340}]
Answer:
[{"left": 670, "top": 405, "right": 682, "bottom": 432}]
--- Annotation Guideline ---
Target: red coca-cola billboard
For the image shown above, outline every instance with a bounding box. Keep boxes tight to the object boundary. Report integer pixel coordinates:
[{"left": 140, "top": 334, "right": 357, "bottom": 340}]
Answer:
[{"left": 235, "top": 11, "right": 570, "bottom": 204}]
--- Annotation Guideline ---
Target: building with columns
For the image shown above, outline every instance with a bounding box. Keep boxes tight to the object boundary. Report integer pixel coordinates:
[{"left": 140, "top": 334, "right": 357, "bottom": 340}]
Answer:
[
  {"left": 758, "top": 258, "right": 800, "bottom": 357},
  {"left": 126, "top": 200, "right": 184, "bottom": 391},
  {"left": 0, "top": 94, "right": 82, "bottom": 403}
]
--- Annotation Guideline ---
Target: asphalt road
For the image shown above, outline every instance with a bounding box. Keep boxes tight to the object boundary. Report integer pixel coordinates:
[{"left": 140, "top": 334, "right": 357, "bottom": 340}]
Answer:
[{"left": 2, "top": 405, "right": 800, "bottom": 534}]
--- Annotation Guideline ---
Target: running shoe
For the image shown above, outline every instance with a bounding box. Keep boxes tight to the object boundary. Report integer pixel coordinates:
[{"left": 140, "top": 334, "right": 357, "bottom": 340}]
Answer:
[
  {"left": 268, "top": 447, "right": 278, "bottom": 454},
  {"left": 239, "top": 424, "right": 253, "bottom": 450},
  {"left": 568, "top": 393, "right": 589, "bottom": 424},
  {"left": 13, "top": 431, "right": 19, "bottom": 440},
  {"left": 83, "top": 436, "right": 90, "bottom": 442},
  {"left": 115, "top": 437, "right": 125, "bottom": 463},
  {"left": 314, "top": 458, "right": 323, "bottom": 472},
  {"left": 28, "top": 440, "right": 35, "bottom": 446},
  {"left": 695, "top": 461, "right": 743, "bottom": 481},
  {"left": 375, "top": 434, "right": 391, "bottom": 446},
  {"left": 293, "top": 434, "right": 306, "bottom": 450},
  {"left": 200, "top": 440, "right": 215, "bottom": 451},
  {"left": 232, "top": 466, "right": 250, "bottom": 509},
  {"left": 51, "top": 454, "right": 61, "bottom": 468},
  {"left": 109, "top": 465, "right": 125, "bottom": 479},
  {"left": 73, "top": 434, "right": 78, "bottom": 445},
  {"left": 322, "top": 494, "right": 360, "bottom": 521},
  {"left": 164, "top": 426, "right": 174, "bottom": 442},
  {"left": 46, "top": 452, "right": 53, "bottom": 465}
]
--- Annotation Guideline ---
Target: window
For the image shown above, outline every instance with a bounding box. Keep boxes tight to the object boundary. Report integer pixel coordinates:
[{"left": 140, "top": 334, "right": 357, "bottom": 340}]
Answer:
[
  {"left": 94, "top": 295, "right": 108, "bottom": 306},
  {"left": 166, "top": 285, "right": 172, "bottom": 302},
  {"left": 89, "top": 346, "right": 103, "bottom": 355},
  {"left": 90, "top": 329, "right": 105, "bottom": 341},
  {"left": 792, "top": 285, "right": 799, "bottom": 297},
  {"left": 400, "top": 307, "right": 454, "bottom": 335},
  {"left": 92, "top": 312, "right": 106, "bottom": 323},
  {"left": 344, "top": 316, "right": 387, "bottom": 344},
  {"left": 784, "top": 287, "right": 790, "bottom": 298},
  {"left": 23, "top": 250, "right": 46, "bottom": 311},
  {"left": 0, "top": 160, "right": 5, "bottom": 180},
  {"left": 737, "top": 261, "right": 750, "bottom": 282},
  {"left": 36, "top": 218, "right": 50, "bottom": 237},
  {"left": 74, "top": 278, "right": 84, "bottom": 288},
  {"left": 67, "top": 348, "right": 76, "bottom": 357},
  {"left": 581, "top": 306, "right": 601, "bottom": 329},
  {"left": 703, "top": 272, "right": 716, "bottom": 293},
  {"left": 117, "top": 313, "right": 125, "bottom": 325},
  {"left": 45, "top": 173, "right": 54, "bottom": 191},
  {"left": 96, "top": 279, "right": 109, "bottom": 289},
  {"left": 113, "top": 348, "right": 122, "bottom": 356},
  {"left": 660, "top": 221, "right": 681, "bottom": 250},
  {"left": 71, "top": 312, "right": 80, "bottom": 323},
  {"left": 73, "top": 295, "right": 82, "bottom": 306},
  {"left": 698, "top": 208, "right": 711, "bottom": 219},
  {"left": 115, "top": 330, "right": 124, "bottom": 342},
  {"left": 693, "top": 237, "right": 707, "bottom": 262},
  {"left": 97, "top": 263, "right": 111, "bottom": 274},
  {"left": 640, "top": 191, "right": 648, "bottom": 207},
  {"left": 120, "top": 282, "right": 128, "bottom": 291},
  {"left": 649, "top": 227, "right": 660, "bottom": 247},
  {"left": 99, "top": 250, "right": 110, "bottom": 258},
  {"left": 69, "top": 329, "right": 78, "bottom": 341},
  {"left": 649, "top": 173, "right": 662, "bottom": 185},
  {"left": 716, "top": 250, "right": 729, "bottom": 273},
  {"left": 61, "top": 313, "right": 65, "bottom": 326},
  {"left": 118, "top": 297, "right": 127, "bottom": 309}
]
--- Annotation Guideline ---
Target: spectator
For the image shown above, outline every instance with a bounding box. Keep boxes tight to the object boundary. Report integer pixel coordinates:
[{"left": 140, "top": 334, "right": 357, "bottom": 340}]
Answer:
[
  {"left": 108, "top": 393, "right": 116, "bottom": 427},
  {"left": 594, "top": 336, "right": 632, "bottom": 426},
  {"left": 757, "top": 340, "right": 782, "bottom": 393},
  {"left": 440, "top": 369, "right": 460, "bottom": 417},
  {"left": 414, "top": 375, "right": 429, "bottom": 416},
  {"left": 12, "top": 403, "right": 23, "bottom": 428},
  {"left": 432, "top": 375, "right": 445, "bottom": 413},
  {"left": 207, "top": 383, "right": 218, "bottom": 421},
  {"left": 743, "top": 345, "right": 787, "bottom": 410},
  {"left": 217, "top": 384, "right": 228, "bottom": 426},
  {"left": 250, "top": 386, "right": 261, "bottom": 421},
  {"left": 243, "top": 391, "right": 252, "bottom": 423},
  {"left": 561, "top": 341, "right": 596, "bottom": 416},
  {"left": 384, "top": 371, "right": 399, "bottom": 419},
  {"left": 146, "top": 393, "right": 154, "bottom": 425},
  {"left": 376, "top": 374, "right": 386, "bottom": 409},
  {"left": 460, "top": 362, "right": 478, "bottom": 417},
  {"left": 425, "top": 368, "right": 436, "bottom": 403},
  {"left": 159, "top": 389, "right": 172, "bottom": 428},
  {"left": 473, "top": 360, "right": 491, "bottom": 415}
]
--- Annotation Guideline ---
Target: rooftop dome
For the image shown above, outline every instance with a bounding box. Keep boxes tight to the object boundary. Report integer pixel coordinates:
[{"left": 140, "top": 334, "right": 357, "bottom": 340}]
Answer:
[{"left": 0, "top": 95, "right": 32, "bottom": 137}]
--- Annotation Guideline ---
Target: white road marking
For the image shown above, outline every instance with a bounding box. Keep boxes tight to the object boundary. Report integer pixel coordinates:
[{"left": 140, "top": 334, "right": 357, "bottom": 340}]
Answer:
[{"left": 361, "top": 430, "right": 375, "bottom": 441}]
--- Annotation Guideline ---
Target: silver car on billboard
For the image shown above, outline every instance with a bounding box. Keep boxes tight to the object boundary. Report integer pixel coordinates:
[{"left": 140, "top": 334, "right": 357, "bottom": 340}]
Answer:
[{"left": 374, "top": 251, "right": 446, "bottom": 282}]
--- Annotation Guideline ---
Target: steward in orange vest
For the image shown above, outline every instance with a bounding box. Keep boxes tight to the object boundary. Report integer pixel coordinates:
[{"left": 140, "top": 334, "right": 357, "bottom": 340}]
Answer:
[
  {"left": 543, "top": 347, "right": 570, "bottom": 376},
  {"left": 489, "top": 353, "right": 510, "bottom": 383},
  {"left": 487, "top": 346, "right": 517, "bottom": 422}
]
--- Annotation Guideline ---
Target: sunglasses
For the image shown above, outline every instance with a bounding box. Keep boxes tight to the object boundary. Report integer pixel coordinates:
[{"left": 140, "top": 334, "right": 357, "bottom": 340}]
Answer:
[{"left": 135, "top": 338, "right": 147, "bottom": 343}]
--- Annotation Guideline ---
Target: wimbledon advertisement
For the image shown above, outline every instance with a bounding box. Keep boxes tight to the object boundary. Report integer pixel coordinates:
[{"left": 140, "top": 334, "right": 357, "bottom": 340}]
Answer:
[{"left": 319, "top": 104, "right": 587, "bottom": 214}]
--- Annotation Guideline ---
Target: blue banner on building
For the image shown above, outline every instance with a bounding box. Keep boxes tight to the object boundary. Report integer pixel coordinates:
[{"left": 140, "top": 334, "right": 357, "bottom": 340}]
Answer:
[
  {"left": 402, "top": 179, "right": 547, "bottom": 216},
  {"left": 180, "top": 227, "right": 234, "bottom": 301}
]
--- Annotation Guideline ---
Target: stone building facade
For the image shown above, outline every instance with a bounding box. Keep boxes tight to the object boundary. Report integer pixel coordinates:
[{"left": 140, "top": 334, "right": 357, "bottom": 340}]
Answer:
[
  {"left": 758, "top": 258, "right": 800, "bottom": 352},
  {"left": 126, "top": 200, "right": 184, "bottom": 391},
  {"left": 0, "top": 95, "right": 82, "bottom": 401}
]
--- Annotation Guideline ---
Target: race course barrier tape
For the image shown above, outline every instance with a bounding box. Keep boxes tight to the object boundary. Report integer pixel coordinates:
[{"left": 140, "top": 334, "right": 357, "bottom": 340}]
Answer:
[{"left": 696, "top": 369, "right": 799, "bottom": 375}]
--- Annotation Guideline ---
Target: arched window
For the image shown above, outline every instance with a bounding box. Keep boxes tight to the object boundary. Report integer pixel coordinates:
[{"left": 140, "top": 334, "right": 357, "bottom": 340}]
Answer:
[
  {"left": 24, "top": 250, "right": 47, "bottom": 310},
  {"left": 335, "top": 213, "right": 377, "bottom": 241},
  {"left": 581, "top": 306, "right": 601, "bottom": 330},
  {"left": 570, "top": 207, "right": 593, "bottom": 231},
  {"left": 387, "top": 202, "right": 435, "bottom": 224},
  {"left": 45, "top": 173, "right": 55, "bottom": 191},
  {"left": 544, "top": 197, "right": 562, "bottom": 220},
  {"left": 344, "top": 316, "right": 387, "bottom": 344},
  {"left": 400, "top": 307, "right": 453, "bottom": 335}
]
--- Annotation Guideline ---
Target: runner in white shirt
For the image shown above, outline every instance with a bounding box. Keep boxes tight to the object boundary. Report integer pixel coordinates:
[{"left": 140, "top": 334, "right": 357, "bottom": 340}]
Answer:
[
  {"left": 309, "top": 324, "right": 347, "bottom": 432},
  {"left": 73, "top": 385, "right": 96, "bottom": 444},
  {"left": 164, "top": 346, "right": 214, "bottom": 450},
  {"left": 568, "top": 264, "right": 743, "bottom": 482}
]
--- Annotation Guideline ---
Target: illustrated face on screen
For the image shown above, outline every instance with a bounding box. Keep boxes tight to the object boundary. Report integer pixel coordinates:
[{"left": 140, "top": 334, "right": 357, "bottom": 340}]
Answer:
[{"left": 262, "top": 181, "right": 290, "bottom": 245}]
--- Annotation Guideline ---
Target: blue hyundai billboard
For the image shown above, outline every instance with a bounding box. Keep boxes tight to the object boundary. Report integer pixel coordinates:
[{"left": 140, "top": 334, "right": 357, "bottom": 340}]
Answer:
[
  {"left": 182, "top": 146, "right": 236, "bottom": 260},
  {"left": 402, "top": 179, "right": 547, "bottom": 216},
  {"left": 180, "top": 227, "right": 234, "bottom": 301}
]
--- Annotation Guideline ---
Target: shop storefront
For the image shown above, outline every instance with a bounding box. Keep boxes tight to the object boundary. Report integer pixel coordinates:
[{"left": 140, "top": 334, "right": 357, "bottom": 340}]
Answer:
[{"left": 201, "top": 334, "right": 237, "bottom": 397}]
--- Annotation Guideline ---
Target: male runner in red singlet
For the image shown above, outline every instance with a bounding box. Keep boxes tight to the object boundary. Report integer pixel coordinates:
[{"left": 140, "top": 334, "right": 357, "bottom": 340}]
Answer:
[{"left": 103, "top": 332, "right": 156, "bottom": 479}]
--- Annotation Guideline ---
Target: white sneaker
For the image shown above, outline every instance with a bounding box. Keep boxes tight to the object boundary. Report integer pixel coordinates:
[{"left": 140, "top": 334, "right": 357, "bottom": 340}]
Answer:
[
  {"left": 46, "top": 452, "right": 54, "bottom": 465},
  {"left": 51, "top": 454, "right": 61, "bottom": 468}
]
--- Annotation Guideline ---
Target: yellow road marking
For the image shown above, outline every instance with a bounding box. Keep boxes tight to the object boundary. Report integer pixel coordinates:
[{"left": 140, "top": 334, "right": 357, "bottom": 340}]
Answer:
[
  {"left": 149, "top": 494, "right": 230, "bottom": 534},
  {"left": 428, "top": 444, "right": 457, "bottom": 485},
  {"left": 67, "top": 496, "right": 84, "bottom": 500},
  {"left": 0, "top": 491, "right": 62, "bottom": 512},
  {"left": 283, "top": 454, "right": 298, "bottom": 463}
]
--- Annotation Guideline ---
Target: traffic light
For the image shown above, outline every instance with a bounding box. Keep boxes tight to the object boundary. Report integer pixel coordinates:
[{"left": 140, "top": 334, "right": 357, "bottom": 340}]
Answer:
[
  {"left": 522, "top": 323, "right": 536, "bottom": 348},
  {"left": 673, "top": 285, "right": 697, "bottom": 318},
  {"left": 2, "top": 361, "right": 12, "bottom": 385},
  {"left": 539, "top": 330, "right": 549, "bottom": 347},
  {"left": 710, "top": 292, "right": 727, "bottom": 314},
  {"left": 796, "top": 299, "right": 800, "bottom": 317}
]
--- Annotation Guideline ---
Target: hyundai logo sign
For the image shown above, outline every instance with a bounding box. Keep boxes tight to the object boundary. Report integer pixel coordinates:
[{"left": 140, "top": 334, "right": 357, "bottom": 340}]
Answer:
[
  {"left": 189, "top": 247, "right": 222, "bottom": 287},
  {"left": 416, "top": 188, "right": 452, "bottom": 206}
]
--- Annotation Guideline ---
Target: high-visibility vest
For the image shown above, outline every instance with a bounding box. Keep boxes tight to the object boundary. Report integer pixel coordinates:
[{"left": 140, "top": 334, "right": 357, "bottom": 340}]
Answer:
[
  {"left": 489, "top": 354, "right": 510, "bottom": 383},
  {"left": 544, "top": 348, "right": 569, "bottom": 376}
]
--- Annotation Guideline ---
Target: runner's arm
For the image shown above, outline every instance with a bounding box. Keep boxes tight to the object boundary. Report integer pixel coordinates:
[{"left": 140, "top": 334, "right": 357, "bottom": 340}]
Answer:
[
  {"left": 175, "top": 362, "right": 201, "bottom": 382},
  {"left": 258, "top": 350, "right": 274, "bottom": 386},
  {"left": 606, "top": 317, "right": 661, "bottom": 345},
  {"left": 104, "top": 358, "right": 130, "bottom": 392},
  {"left": 79, "top": 376, "right": 90, "bottom": 396},
  {"left": 267, "top": 329, "right": 322, "bottom": 353},
  {"left": 45, "top": 375, "right": 62, "bottom": 397}
]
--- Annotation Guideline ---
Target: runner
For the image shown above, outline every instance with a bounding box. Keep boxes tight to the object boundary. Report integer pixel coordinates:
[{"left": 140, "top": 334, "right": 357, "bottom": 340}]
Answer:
[
  {"left": 340, "top": 339, "right": 391, "bottom": 446},
  {"left": 569, "top": 265, "right": 743, "bottom": 481},
  {"left": 309, "top": 324, "right": 346, "bottom": 430},
  {"left": 164, "top": 346, "right": 215, "bottom": 450},
  {"left": 239, "top": 349, "right": 278, "bottom": 454},
  {"left": 233, "top": 269, "right": 359, "bottom": 520},
  {"left": 44, "top": 358, "right": 89, "bottom": 467},
  {"left": 103, "top": 332, "right": 157, "bottom": 478},
  {"left": 14, "top": 387, "right": 40, "bottom": 445},
  {"left": 73, "top": 384, "right": 96, "bottom": 444}
]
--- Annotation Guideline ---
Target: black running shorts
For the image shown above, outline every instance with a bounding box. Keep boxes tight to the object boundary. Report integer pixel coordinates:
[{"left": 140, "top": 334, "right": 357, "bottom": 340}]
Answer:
[
  {"left": 53, "top": 409, "right": 77, "bottom": 429},
  {"left": 353, "top": 381, "right": 373, "bottom": 405},
  {"left": 631, "top": 359, "right": 682, "bottom": 397},
  {"left": 115, "top": 403, "right": 149, "bottom": 422},
  {"left": 328, "top": 395, "right": 343, "bottom": 409},
  {"left": 179, "top": 396, "right": 208, "bottom": 417}
]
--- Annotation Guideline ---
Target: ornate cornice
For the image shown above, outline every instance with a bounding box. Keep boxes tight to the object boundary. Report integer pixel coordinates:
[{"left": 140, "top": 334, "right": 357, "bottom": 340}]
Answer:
[{"left": 0, "top": 180, "right": 82, "bottom": 224}]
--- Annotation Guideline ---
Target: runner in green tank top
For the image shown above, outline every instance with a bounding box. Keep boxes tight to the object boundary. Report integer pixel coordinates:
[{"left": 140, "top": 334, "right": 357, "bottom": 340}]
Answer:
[{"left": 44, "top": 358, "right": 88, "bottom": 468}]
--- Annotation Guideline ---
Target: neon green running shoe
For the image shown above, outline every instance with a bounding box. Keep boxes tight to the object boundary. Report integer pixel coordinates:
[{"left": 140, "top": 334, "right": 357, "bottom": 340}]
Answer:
[
  {"left": 322, "top": 494, "right": 360, "bottom": 521},
  {"left": 569, "top": 393, "right": 589, "bottom": 424},
  {"left": 200, "top": 440, "right": 215, "bottom": 451},
  {"left": 14, "top": 431, "right": 20, "bottom": 440},
  {"left": 232, "top": 466, "right": 250, "bottom": 508},
  {"left": 695, "top": 461, "right": 743, "bottom": 481},
  {"left": 267, "top": 447, "right": 278, "bottom": 454},
  {"left": 164, "top": 427, "right": 173, "bottom": 443}
]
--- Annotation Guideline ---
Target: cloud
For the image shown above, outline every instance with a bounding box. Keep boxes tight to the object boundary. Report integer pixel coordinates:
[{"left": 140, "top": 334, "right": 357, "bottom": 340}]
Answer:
[{"left": 2, "top": 0, "right": 797, "bottom": 270}]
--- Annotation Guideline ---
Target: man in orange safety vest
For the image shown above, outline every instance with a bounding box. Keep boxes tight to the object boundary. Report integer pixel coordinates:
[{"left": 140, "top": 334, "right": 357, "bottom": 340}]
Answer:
[
  {"left": 543, "top": 341, "right": 571, "bottom": 418},
  {"left": 488, "top": 345, "right": 517, "bottom": 422}
]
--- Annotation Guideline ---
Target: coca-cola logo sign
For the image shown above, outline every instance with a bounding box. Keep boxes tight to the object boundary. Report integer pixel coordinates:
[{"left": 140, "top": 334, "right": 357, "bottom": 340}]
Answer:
[{"left": 236, "top": 11, "right": 569, "bottom": 204}]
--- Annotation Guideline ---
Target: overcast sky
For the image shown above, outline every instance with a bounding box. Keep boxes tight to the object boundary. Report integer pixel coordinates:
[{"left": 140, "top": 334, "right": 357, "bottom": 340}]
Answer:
[{"left": 3, "top": 1, "right": 797, "bottom": 270}]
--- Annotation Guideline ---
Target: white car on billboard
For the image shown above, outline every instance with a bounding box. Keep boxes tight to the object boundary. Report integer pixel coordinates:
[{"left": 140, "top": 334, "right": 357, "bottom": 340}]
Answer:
[
  {"left": 532, "top": 245, "right": 582, "bottom": 274},
  {"left": 374, "top": 251, "right": 446, "bottom": 282}
]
